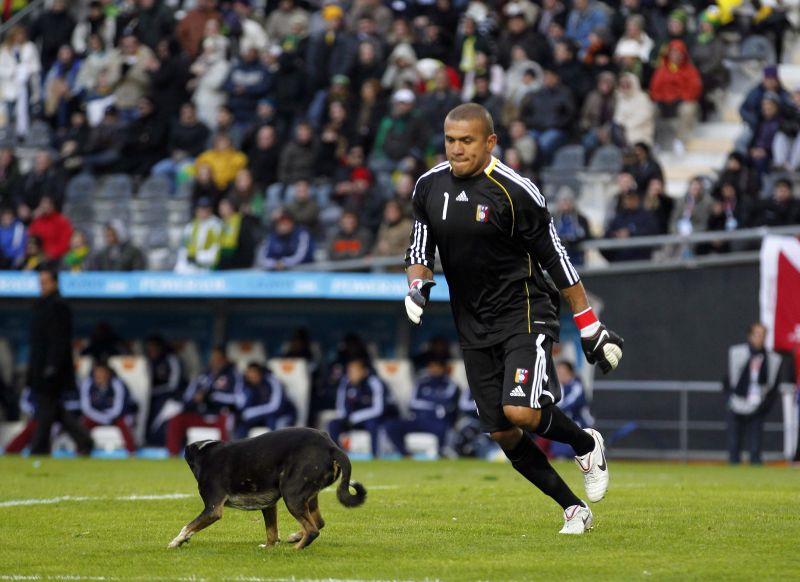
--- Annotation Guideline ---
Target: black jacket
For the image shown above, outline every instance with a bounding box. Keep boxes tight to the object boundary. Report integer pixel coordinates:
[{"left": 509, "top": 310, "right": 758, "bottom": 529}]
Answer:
[{"left": 28, "top": 291, "right": 74, "bottom": 395}]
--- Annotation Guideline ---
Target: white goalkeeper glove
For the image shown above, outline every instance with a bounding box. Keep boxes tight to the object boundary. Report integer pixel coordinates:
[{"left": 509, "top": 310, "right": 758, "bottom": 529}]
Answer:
[
  {"left": 574, "top": 307, "right": 624, "bottom": 374},
  {"left": 405, "top": 279, "right": 436, "bottom": 325}
]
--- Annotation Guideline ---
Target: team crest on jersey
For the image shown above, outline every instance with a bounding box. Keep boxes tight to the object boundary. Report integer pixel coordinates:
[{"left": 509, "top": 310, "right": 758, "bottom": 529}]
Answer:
[
  {"left": 475, "top": 204, "right": 490, "bottom": 223},
  {"left": 514, "top": 368, "right": 529, "bottom": 384}
]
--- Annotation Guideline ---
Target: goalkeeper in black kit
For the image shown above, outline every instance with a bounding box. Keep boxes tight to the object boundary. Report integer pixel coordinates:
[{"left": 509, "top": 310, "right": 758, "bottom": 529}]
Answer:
[{"left": 404, "top": 104, "right": 623, "bottom": 534}]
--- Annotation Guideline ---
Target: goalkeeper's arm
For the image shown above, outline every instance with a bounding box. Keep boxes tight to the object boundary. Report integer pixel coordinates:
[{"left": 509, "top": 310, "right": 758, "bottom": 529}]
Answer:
[{"left": 561, "top": 281, "right": 624, "bottom": 374}]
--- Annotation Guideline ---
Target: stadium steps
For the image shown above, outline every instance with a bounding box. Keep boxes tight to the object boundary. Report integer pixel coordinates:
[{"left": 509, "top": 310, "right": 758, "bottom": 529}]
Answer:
[
  {"left": 661, "top": 149, "right": 730, "bottom": 196},
  {"left": 661, "top": 115, "right": 742, "bottom": 197}
]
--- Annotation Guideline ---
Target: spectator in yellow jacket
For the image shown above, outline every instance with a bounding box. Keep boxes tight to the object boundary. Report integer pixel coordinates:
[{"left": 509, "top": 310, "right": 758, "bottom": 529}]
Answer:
[{"left": 194, "top": 133, "right": 247, "bottom": 190}]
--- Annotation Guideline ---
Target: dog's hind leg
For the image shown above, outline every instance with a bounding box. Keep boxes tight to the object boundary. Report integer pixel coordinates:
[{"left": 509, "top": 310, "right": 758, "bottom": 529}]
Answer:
[
  {"left": 308, "top": 495, "right": 325, "bottom": 530},
  {"left": 259, "top": 506, "right": 279, "bottom": 548},
  {"left": 284, "top": 498, "right": 319, "bottom": 550},
  {"left": 168, "top": 500, "right": 225, "bottom": 548},
  {"left": 287, "top": 494, "right": 325, "bottom": 543}
]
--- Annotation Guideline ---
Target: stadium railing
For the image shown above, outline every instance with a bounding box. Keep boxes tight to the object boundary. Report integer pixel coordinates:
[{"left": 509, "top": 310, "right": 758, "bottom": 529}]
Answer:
[
  {"left": 294, "top": 225, "right": 800, "bottom": 273},
  {"left": 0, "top": 0, "right": 46, "bottom": 39},
  {"left": 592, "top": 380, "right": 797, "bottom": 462}
]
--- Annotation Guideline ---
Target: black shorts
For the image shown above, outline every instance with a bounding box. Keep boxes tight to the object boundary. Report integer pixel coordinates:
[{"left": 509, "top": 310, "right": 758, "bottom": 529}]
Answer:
[{"left": 462, "top": 333, "right": 562, "bottom": 433}]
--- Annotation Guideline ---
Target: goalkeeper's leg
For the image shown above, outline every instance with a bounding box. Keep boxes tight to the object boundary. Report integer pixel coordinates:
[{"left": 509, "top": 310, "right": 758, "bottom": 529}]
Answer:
[
  {"left": 505, "top": 404, "right": 609, "bottom": 503},
  {"left": 493, "top": 428, "right": 593, "bottom": 533},
  {"left": 493, "top": 427, "right": 584, "bottom": 510},
  {"left": 530, "top": 405, "right": 594, "bottom": 455},
  {"left": 502, "top": 334, "right": 608, "bottom": 502}
]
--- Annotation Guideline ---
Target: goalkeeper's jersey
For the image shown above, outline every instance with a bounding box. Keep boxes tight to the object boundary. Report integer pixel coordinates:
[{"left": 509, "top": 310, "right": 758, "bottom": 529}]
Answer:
[{"left": 405, "top": 157, "right": 581, "bottom": 349}]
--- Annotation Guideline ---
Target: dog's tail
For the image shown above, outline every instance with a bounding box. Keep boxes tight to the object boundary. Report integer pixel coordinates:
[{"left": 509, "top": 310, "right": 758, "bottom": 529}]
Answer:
[{"left": 332, "top": 447, "right": 367, "bottom": 508}]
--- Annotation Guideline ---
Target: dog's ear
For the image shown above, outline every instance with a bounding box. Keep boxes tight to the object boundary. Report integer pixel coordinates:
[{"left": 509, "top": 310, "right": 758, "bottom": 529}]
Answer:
[
  {"left": 184, "top": 440, "right": 222, "bottom": 477},
  {"left": 195, "top": 440, "right": 220, "bottom": 451}
]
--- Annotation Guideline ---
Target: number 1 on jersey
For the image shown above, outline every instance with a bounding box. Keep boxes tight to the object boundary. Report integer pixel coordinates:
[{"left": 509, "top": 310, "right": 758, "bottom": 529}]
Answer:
[{"left": 442, "top": 191, "right": 450, "bottom": 220}]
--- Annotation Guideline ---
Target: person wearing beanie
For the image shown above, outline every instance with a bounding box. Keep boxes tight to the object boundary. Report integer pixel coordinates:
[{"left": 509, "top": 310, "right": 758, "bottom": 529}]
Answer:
[
  {"left": 256, "top": 208, "right": 315, "bottom": 271},
  {"left": 691, "top": 7, "right": 729, "bottom": 119},
  {"left": 649, "top": 39, "right": 703, "bottom": 153},
  {"left": 650, "top": 7, "right": 693, "bottom": 69},
  {"left": 740, "top": 65, "right": 792, "bottom": 133},
  {"left": 175, "top": 197, "right": 223, "bottom": 273}
]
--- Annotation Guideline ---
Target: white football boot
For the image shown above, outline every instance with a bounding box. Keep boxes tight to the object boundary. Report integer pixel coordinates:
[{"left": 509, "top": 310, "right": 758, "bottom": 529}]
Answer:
[
  {"left": 574, "top": 428, "right": 609, "bottom": 503},
  {"left": 559, "top": 502, "right": 593, "bottom": 534}
]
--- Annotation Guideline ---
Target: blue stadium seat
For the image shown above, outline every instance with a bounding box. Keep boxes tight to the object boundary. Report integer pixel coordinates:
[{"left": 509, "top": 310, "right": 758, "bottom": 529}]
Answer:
[
  {"left": 65, "top": 174, "right": 98, "bottom": 203},
  {"left": 24, "top": 120, "right": 52, "bottom": 149},
  {"left": 589, "top": 145, "right": 623, "bottom": 173},
  {"left": 0, "top": 126, "right": 14, "bottom": 148},
  {"left": 96, "top": 174, "right": 133, "bottom": 200},
  {"left": 138, "top": 175, "right": 171, "bottom": 199},
  {"left": 551, "top": 145, "right": 586, "bottom": 170}
]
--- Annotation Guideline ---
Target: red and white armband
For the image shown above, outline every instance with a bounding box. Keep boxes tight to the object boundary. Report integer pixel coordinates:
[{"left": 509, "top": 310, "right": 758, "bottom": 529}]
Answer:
[{"left": 574, "top": 307, "right": 601, "bottom": 338}]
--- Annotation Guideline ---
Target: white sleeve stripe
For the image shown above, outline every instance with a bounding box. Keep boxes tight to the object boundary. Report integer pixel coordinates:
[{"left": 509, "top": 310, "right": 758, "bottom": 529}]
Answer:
[
  {"left": 417, "top": 222, "right": 425, "bottom": 264},
  {"left": 410, "top": 221, "right": 420, "bottom": 264},
  {"left": 548, "top": 220, "right": 579, "bottom": 284},
  {"left": 494, "top": 163, "right": 546, "bottom": 207},
  {"left": 409, "top": 222, "right": 418, "bottom": 262},
  {"left": 282, "top": 229, "right": 310, "bottom": 266},
  {"left": 421, "top": 223, "right": 428, "bottom": 264},
  {"left": 409, "top": 221, "right": 430, "bottom": 266}
]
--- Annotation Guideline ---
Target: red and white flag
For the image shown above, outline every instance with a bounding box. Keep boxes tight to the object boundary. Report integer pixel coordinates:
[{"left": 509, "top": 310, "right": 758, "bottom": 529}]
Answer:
[{"left": 760, "top": 235, "right": 800, "bottom": 353}]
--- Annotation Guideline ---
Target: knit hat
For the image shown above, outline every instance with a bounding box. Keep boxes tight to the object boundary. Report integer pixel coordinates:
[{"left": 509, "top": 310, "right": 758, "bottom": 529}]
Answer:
[
  {"left": 392, "top": 88, "right": 416, "bottom": 103},
  {"left": 764, "top": 64, "right": 779, "bottom": 80},
  {"left": 322, "top": 5, "right": 343, "bottom": 21},
  {"left": 669, "top": 8, "right": 688, "bottom": 24},
  {"left": 351, "top": 167, "right": 373, "bottom": 184},
  {"left": 700, "top": 7, "right": 721, "bottom": 27}
]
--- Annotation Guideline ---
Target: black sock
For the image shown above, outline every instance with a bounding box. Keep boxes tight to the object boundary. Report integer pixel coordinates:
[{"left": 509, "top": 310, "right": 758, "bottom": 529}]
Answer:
[
  {"left": 503, "top": 433, "right": 582, "bottom": 510},
  {"left": 534, "top": 405, "right": 594, "bottom": 456}
]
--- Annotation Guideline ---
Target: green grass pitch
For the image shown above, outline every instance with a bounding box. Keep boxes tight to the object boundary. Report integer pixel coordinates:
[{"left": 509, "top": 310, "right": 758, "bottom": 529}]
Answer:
[{"left": 0, "top": 456, "right": 798, "bottom": 581}]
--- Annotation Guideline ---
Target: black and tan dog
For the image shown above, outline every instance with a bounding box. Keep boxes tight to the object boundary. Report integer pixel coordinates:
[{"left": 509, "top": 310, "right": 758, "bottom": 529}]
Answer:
[{"left": 168, "top": 427, "right": 367, "bottom": 550}]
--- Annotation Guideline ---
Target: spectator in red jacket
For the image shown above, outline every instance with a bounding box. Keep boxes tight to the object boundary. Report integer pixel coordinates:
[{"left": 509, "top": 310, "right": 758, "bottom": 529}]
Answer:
[
  {"left": 649, "top": 40, "right": 703, "bottom": 154},
  {"left": 27, "top": 196, "right": 72, "bottom": 261}
]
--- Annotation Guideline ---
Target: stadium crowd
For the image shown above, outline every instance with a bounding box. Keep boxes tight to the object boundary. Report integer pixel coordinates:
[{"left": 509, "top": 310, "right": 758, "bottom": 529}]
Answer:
[{"left": 0, "top": 0, "right": 799, "bottom": 273}]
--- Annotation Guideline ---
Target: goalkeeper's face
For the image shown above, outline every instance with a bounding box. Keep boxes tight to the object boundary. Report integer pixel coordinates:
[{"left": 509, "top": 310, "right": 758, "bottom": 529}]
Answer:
[{"left": 444, "top": 118, "right": 497, "bottom": 178}]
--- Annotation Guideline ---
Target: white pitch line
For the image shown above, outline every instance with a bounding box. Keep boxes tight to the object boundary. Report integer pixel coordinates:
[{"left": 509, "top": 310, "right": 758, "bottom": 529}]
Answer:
[
  {"left": 0, "top": 487, "right": 397, "bottom": 508},
  {"left": 0, "top": 577, "right": 425, "bottom": 582},
  {"left": 0, "top": 493, "right": 193, "bottom": 508}
]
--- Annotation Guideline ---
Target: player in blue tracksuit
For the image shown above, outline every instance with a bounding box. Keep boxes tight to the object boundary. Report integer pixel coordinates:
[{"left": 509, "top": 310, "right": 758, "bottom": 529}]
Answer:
[
  {"left": 328, "top": 355, "right": 398, "bottom": 457},
  {"left": 78, "top": 362, "right": 137, "bottom": 452},
  {"left": 235, "top": 362, "right": 297, "bottom": 438},
  {"left": 550, "top": 361, "right": 595, "bottom": 458},
  {"left": 166, "top": 346, "right": 243, "bottom": 455},
  {"left": 385, "top": 355, "right": 460, "bottom": 456},
  {"left": 5, "top": 386, "right": 85, "bottom": 453},
  {"left": 144, "top": 335, "right": 185, "bottom": 445}
]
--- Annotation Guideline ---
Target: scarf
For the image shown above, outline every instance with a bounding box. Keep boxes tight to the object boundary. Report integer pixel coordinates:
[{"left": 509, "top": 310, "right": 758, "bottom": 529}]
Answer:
[{"left": 64, "top": 245, "right": 90, "bottom": 271}]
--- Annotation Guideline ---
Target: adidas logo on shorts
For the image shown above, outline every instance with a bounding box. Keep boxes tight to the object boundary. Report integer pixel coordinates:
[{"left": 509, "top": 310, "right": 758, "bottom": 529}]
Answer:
[{"left": 509, "top": 385, "right": 526, "bottom": 397}]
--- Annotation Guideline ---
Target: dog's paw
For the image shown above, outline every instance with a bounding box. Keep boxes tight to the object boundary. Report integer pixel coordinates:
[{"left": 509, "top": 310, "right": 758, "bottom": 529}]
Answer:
[
  {"left": 167, "top": 537, "right": 187, "bottom": 549},
  {"left": 286, "top": 531, "right": 303, "bottom": 544},
  {"left": 258, "top": 541, "right": 279, "bottom": 548}
]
